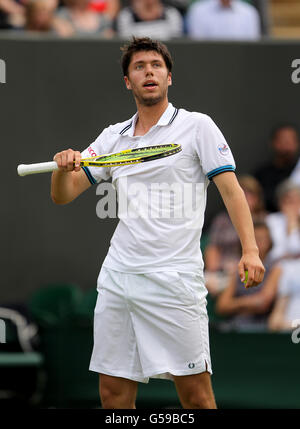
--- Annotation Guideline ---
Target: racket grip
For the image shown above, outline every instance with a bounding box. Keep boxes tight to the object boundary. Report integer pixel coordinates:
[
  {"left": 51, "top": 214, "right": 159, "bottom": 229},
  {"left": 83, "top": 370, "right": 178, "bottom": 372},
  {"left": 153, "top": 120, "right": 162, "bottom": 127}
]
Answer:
[{"left": 17, "top": 161, "right": 58, "bottom": 176}]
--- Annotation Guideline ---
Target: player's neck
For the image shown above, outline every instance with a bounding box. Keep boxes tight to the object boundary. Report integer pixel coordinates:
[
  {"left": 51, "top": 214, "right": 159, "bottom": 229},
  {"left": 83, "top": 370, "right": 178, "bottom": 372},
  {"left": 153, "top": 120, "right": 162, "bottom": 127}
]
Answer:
[{"left": 134, "top": 99, "right": 169, "bottom": 136}]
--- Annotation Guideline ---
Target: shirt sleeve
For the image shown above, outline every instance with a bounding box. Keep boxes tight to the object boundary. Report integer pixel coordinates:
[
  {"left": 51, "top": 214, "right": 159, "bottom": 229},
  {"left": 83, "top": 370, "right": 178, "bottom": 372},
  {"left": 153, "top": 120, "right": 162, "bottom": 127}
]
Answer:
[
  {"left": 278, "top": 261, "right": 293, "bottom": 297},
  {"left": 116, "top": 8, "right": 133, "bottom": 38},
  {"left": 194, "top": 114, "right": 236, "bottom": 180},
  {"left": 81, "top": 128, "right": 111, "bottom": 185},
  {"left": 247, "top": 8, "right": 261, "bottom": 40},
  {"left": 266, "top": 213, "right": 300, "bottom": 262},
  {"left": 186, "top": 3, "right": 206, "bottom": 39},
  {"left": 166, "top": 7, "right": 184, "bottom": 38}
]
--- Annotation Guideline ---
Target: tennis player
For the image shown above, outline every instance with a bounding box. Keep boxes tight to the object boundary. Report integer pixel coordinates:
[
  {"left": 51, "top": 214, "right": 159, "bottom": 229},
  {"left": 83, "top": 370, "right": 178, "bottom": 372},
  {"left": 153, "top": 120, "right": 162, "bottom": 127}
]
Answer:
[{"left": 51, "top": 37, "right": 265, "bottom": 409}]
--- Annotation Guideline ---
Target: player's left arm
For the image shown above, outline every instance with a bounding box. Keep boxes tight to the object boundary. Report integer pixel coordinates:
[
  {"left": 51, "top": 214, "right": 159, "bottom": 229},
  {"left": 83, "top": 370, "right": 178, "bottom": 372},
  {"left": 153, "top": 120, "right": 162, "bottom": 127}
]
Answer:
[{"left": 213, "top": 171, "right": 265, "bottom": 288}]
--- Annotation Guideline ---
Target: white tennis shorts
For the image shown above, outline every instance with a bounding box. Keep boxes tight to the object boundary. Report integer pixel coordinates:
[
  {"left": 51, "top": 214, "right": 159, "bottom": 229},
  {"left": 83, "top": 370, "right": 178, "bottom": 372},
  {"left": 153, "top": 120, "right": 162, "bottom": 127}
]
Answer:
[{"left": 89, "top": 267, "right": 212, "bottom": 383}]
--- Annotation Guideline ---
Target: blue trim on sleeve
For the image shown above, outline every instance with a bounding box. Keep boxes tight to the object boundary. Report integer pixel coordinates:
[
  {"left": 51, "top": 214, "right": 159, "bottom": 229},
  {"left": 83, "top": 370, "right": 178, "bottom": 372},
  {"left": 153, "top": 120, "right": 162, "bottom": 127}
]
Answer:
[
  {"left": 82, "top": 166, "right": 97, "bottom": 185},
  {"left": 207, "top": 165, "right": 235, "bottom": 180}
]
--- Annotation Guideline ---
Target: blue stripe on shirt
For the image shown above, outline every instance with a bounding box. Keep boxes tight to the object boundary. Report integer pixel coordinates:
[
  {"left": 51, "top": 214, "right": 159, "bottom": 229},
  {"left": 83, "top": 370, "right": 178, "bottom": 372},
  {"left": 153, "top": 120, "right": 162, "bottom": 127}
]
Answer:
[
  {"left": 207, "top": 165, "right": 235, "bottom": 180},
  {"left": 82, "top": 166, "right": 97, "bottom": 185}
]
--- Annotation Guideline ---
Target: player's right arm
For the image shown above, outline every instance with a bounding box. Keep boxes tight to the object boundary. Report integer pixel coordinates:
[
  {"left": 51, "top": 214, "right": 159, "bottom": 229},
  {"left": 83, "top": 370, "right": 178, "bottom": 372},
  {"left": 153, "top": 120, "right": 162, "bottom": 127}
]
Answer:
[{"left": 51, "top": 149, "right": 91, "bottom": 205}]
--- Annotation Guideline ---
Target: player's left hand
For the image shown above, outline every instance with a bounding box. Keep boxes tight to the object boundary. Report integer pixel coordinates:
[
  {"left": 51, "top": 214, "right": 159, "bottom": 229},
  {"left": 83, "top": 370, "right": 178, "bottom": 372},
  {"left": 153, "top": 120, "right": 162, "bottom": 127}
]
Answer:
[{"left": 238, "top": 252, "right": 265, "bottom": 288}]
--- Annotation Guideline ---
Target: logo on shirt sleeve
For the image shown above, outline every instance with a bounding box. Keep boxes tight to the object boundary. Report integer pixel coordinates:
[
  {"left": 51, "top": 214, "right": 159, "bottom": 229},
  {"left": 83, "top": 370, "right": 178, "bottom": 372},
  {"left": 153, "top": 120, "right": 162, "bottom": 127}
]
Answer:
[
  {"left": 218, "top": 143, "right": 229, "bottom": 156},
  {"left": 88, "top": 146, "right": 97, "bottom": 157}
]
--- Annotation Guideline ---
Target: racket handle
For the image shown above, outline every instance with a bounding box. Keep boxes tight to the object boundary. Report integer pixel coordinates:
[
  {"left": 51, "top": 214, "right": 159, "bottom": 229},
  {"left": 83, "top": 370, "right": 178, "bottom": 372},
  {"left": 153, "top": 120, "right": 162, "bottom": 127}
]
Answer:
[{"left": 17, "top": 161, "right": 58, "bottom": 176}]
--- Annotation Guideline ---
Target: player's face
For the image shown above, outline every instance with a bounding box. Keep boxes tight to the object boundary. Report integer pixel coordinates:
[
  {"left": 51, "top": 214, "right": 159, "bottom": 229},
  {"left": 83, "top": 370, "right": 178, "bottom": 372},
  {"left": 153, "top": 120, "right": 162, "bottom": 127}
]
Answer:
[{"left": 124, "top": 51, "right": 172, "bottom": 107}]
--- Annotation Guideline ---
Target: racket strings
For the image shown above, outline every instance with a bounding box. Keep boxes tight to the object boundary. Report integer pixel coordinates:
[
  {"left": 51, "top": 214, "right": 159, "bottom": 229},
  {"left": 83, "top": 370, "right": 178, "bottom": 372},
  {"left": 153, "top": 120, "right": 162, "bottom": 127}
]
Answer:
[
  {"left": 98, "top": 145, "right": 177, "bottom": 162},
  {"left": 80, "top": 144, "right": 181, "bottom": 167}
]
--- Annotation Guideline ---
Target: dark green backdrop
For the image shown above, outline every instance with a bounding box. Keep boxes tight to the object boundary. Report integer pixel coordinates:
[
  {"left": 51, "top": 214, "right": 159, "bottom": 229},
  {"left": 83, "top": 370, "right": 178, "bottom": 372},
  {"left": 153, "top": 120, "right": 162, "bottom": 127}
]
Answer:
[{"left": 1, "top": 36, "right": 300, "bottom": 303}]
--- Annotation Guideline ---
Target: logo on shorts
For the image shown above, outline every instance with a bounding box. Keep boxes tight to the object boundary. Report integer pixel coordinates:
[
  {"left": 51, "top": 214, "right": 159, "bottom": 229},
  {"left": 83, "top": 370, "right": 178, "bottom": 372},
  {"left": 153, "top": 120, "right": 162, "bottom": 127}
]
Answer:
[
  {"left": 188, "top": 362, "right": 195, "bottom": 369},
  {"left": 218, "top": 143, "right": 229, "bottom": 156}
]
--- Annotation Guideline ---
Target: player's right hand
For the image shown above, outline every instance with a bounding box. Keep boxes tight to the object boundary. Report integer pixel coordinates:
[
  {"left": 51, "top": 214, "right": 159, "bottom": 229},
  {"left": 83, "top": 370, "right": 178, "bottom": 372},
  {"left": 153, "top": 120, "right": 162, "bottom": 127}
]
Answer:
[{"left": 53, "top": 149, "right": 82, "bottom": 173}]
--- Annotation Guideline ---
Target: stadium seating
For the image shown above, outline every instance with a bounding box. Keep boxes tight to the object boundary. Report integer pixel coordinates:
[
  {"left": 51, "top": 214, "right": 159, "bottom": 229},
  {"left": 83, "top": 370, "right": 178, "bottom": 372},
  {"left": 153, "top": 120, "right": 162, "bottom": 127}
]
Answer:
[
  {"left": 74, "top": 288, "right": 98, "bottom": 323},
  {"left": 0, "top": 307, "right": 44, "bottom": 406},
  {"left": 28, "top": 283, "right": 83, "bottom": 327}
]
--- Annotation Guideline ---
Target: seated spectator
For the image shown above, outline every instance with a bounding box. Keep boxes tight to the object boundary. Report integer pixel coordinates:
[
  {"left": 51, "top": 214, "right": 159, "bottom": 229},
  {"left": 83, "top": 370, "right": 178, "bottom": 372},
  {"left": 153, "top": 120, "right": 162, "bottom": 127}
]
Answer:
[
  {"left": 238, "top": 174, "right": 267, "bottom": 222},
  {"left": 55, "top": 0, "right": 114, "bottom": 36},
  {"left": 162, "top": 0, "right": 189, "bottom": 16},
  {"left": 289, "top": 152, "right": 300, "bottom": 188},
  {"left": 24, "top": 0, "right": 58, "bottom": 33},
  {"left": 254, "top": 123, "right": 300, "bottom": 213},
  {"left": 0, "top": 0, "right": 25, "bottom": 29},
  {"left": 186, "top": 0, "right": 261, "bottom": 40},
  {"left": 215, "top": 221, "right": 280, "bottom": 332},
  {"left": 204, "top": 174, "right": 267, "bottom": 295},
  {"left": 268, "top": 258, "right": 300, "bottom": 332},
  {"left": 22, "top": 0, "right": 74, "bottom": 36},
  {"left": 116, "top": 0, "right": 183, "bottom": 40},
  {"left": 88, "top": 0, "right": 120, "bottom": 20},
  {"left": 266, "top": 179, "right": 300, "bottom": 264}
]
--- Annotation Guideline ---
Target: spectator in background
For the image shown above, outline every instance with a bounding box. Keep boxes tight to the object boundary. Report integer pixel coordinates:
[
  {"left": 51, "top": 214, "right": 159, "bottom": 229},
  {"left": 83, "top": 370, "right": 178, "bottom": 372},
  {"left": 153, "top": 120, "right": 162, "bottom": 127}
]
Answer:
[
  {"left": 162, "top": 0, "right": 189, "bottom": 16},
  {"left": 215, "top": 221, "right": 280, "bottom": 331},
  {"left": 88, "top": 0, "right": 120, "bottom": 20},
  {"left": 289, "top": 151, "right": 300, "bottom": 187},
  {"left": 205, "top": 174, "right": 267, "bottom": 295},
  {"left": 254, "top": 124, "right": 300, "bottom": 213},
  {"left": 239, "top": 174, "right": 267, "bottom": 222},
  {"left": 55, "top": 0, "right": 114, "bottom": 36},
  {"left": 22, "top": 0, "right": 78, "bottom": 36},
  {"left": 266, "top": 179, "right": 300, "bottom": 264},
  {"left": 117, "top": 0, "right": 183, "bottom": 40},
  {"left": 24, "top": 0, "right": 58, "bottom": 33},
  {"left": 186, "top": 0, "right": 261, "bottom": 40},
  {"left": 268, "top": 258, "right": 300, "bottom": 332},
  {"left": 0, "top": 0, "right": 25, "bottom": 29}
]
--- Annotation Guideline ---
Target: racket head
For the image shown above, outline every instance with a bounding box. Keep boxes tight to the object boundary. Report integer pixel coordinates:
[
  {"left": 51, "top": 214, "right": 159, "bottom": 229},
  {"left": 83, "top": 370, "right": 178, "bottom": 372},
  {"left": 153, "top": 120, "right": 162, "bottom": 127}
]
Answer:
[{"left": 80, "top": 144, "right": 181, "bottom": 167}]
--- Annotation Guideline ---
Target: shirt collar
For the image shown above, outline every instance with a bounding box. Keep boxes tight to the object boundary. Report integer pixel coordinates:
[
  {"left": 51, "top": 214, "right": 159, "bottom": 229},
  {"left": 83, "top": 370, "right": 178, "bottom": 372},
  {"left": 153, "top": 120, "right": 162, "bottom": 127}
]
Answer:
[
  {"left": 121, "top": 103, "right": 177, "bottom": 137},
  {"left": 157, "top": 102, "right": 177, "bottom": 126}
]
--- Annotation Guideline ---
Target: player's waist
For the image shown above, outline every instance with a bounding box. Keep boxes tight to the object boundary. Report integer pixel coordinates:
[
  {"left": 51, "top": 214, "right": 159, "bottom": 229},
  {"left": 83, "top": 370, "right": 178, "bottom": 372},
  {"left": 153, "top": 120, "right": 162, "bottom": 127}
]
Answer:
[{"left": 103, "top": 248, "right": 204, "bottom": 275}]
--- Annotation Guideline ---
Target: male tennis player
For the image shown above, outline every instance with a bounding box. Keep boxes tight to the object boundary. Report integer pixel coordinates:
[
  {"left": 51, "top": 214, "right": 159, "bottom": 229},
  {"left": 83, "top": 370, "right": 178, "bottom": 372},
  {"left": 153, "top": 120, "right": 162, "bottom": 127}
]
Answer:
[{"left": 51, "top": 37, "right": 265, "bottom": 409}]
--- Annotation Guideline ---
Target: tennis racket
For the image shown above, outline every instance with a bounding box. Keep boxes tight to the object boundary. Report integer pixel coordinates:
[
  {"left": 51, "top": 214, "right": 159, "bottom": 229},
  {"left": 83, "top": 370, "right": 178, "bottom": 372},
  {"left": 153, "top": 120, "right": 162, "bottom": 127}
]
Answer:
[{"left": 17, "top": 143, "right": 181, "bottom": 177}]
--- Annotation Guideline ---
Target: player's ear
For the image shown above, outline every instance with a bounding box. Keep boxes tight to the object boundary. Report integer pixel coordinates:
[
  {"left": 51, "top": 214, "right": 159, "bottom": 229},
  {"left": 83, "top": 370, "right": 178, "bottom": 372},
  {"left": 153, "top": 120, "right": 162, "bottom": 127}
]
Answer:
[
  {"left": 124, "top": 76, "right": 132, "bottom": 90},
  {"left": 168, "top": 72, "right": 172, "bottom": 87}
]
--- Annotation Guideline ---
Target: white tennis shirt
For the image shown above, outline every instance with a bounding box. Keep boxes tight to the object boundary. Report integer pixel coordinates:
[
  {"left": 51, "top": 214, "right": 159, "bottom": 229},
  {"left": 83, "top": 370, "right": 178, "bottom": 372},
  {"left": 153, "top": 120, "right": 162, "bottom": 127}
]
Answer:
[
  {"left": 278, "top": 259, "right": 300, "bottom": 323},
  {"left": 186, "top": 0, "right": 260, "bottom": 40},
  {"left": 81, "top": 103, "right": 236, "bottom": 274}
]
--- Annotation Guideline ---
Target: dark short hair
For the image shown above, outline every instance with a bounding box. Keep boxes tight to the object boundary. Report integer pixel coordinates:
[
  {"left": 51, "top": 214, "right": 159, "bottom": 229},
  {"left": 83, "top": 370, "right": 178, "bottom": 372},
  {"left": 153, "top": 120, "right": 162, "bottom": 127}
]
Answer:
[
  {"left": 120, "top": 37, "right": 173, "bottom": 77},
  {"left": 270, "top": 122, "right": 299, "bottom": 142}
]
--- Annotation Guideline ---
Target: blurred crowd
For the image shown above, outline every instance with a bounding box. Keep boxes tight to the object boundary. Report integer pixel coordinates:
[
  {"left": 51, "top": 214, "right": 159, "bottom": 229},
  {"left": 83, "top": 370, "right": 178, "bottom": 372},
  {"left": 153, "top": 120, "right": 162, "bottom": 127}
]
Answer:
[
  {"left": 0, "top": 0, "right": 266, "bottom": 39},
  {"left": 205, "top": 123, "right": 300, "bottom": 334}
]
